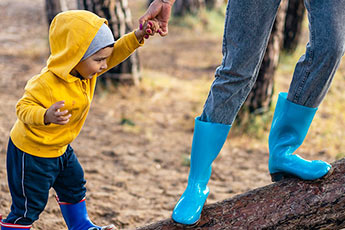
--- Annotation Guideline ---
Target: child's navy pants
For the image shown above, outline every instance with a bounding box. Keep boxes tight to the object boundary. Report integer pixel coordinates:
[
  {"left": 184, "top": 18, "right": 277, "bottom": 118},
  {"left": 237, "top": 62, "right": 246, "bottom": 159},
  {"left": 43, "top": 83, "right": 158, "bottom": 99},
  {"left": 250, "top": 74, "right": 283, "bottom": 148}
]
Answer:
[{"left": 3, "top": 138, "right": 87, "bottom": 225}]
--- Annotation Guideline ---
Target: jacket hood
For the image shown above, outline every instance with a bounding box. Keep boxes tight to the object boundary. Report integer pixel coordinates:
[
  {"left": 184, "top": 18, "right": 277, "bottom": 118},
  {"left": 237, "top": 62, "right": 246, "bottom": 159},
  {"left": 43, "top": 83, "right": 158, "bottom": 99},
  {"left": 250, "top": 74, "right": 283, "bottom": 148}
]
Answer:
[{"left": 47, "top": 10, "right": 107, "bottom": 82}]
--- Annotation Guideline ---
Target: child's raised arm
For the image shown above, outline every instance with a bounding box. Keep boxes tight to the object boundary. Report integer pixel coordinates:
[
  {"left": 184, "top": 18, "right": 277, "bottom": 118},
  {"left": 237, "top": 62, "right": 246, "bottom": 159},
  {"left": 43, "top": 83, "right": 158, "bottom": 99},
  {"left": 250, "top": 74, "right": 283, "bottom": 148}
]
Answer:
[{"left": 98, "top": 19, "right": 160, "bottom": 76}]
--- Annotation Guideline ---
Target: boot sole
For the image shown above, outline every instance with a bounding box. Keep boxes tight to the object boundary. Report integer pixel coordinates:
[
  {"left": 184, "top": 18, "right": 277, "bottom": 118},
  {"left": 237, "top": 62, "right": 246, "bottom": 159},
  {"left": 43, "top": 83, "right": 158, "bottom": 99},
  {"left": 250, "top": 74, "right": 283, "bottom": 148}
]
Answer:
[
  {"left": 270, "top": 166, "right": 334, "bottom": 182},
  {"left": 172, "top": 219, "right": 200, "bottom": 229}
]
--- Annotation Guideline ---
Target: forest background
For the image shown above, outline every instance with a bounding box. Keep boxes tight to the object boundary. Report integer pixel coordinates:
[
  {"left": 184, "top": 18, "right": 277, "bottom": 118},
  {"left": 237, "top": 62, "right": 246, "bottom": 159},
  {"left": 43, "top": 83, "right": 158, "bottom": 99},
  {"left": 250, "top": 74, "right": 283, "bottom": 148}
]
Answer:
[{"left": 0, "top": 0, "right": 344, "bottom": 229}]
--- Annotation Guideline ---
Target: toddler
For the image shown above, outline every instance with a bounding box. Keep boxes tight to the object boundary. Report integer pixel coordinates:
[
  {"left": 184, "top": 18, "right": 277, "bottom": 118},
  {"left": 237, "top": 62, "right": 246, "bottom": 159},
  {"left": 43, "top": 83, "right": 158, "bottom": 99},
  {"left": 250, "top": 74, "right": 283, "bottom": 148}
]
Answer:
[{"left": 0, "top": 10, "right": 157, "bottom": 230}]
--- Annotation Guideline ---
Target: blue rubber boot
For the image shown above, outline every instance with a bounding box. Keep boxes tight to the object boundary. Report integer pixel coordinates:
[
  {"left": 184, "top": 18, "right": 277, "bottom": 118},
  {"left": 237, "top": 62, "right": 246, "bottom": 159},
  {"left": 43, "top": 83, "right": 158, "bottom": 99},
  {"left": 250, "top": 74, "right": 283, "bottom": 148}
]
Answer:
[
  {"left": 58, "top": 198, "right": 116, "bottom": 230},
  {"left": 0, "top": 215, "right": 31, "bottom": 229},
  {"left": 269, "top": 92, "right": 332, "bottom": 182},
  {"left": 172, "top": 117, "right": 231, "bottom": 226}
]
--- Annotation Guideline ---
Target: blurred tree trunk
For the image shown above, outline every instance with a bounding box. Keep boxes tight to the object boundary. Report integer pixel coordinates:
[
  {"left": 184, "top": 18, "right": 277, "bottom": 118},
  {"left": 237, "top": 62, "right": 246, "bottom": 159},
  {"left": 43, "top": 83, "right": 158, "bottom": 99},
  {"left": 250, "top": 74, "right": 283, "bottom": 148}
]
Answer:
[
  {"left": 78, "top": 0, "right": 141, "bottom": 86},
  {"left": 173, "top": 0, "right": 205, "bottom": 16},
  {"left": 147, "top": 0, "right": 154, "bottom": 6},
  {"left": 148, "top": 0, "right": 223, "bottom": 10},
  {"left": 283, "top": 0, "right": 306, "bottom": 53},
  {"left": 236, "top": 1, "right": 288, "bottom": 124},
  {"left": 204, "top": 0, "right": 223, "bottom": 10},
  {"left": 147, "top": 0, "right": 222, "bottom": 17},
  {"left": 148, "top": 0, "right": 204, "bottom": 16},
  {"left": 45, "top": 0, "right": 67, "bottom": 25}
]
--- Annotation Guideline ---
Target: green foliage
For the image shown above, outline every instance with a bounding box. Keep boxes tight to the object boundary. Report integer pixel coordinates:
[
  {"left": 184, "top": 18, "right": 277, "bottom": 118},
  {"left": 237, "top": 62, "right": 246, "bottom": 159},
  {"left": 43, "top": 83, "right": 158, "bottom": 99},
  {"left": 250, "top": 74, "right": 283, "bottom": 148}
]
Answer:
[
  {"left": 336, "top": 152, "right": 345, "bottom": 160},
  {"left": 170, "top": 4, "right": 226, "bottom": 35},
  {"left": 231, "top": 108, "right": 273, "bottom": 140},
  {"left": 182, "top": 154, "right": 191, "bottom": 167},
  {"left": 120, "top": 117, "right": 136, "bottom": 126}
]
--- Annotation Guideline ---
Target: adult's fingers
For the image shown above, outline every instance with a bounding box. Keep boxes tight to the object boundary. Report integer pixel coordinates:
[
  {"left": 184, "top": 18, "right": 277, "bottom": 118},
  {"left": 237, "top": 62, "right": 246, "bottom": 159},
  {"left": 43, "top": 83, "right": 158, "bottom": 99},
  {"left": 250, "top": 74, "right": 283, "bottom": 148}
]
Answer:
[
  {"left": 158, "top": 26, "right": 168, "bottom": 36},
  {"left": 139, "top": 14, "right": 150, "bottom": 28},
  {"left": 139, "top": 9, "right": 156, "bottom": 28},
  {"left": 158, "top": 22, "right": 169, "bottom": 36},
  {"left": 139, "top": 0, "right": 162, "bottom": 28},
  {"left": 145, "top": 28, "right": 155, "bottom": 36}
]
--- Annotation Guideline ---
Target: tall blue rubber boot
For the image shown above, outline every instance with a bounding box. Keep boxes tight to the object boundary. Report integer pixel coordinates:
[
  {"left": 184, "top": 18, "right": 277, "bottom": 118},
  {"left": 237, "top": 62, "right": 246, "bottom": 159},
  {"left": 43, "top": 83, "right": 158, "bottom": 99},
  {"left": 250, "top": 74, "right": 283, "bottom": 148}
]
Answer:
[
  {"left": 269, "top": 92, "right": 332, "bottom": 182},
  {"left": 58, "top": 198, "right": 116, "bottom": 230},
  {"left": 172, "top": 117, "right": 231, "bottom": 226},
  {"left": 0, "top": 215, "right": 31, "bottom": 229}
]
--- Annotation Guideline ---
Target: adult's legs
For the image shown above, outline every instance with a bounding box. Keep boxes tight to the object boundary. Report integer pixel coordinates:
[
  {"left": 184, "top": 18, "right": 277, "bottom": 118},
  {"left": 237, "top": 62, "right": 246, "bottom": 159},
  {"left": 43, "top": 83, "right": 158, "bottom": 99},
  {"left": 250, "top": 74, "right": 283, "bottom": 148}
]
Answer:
[
  {"left": 172, "top": 0, "right": 282, "bottom": 226},
  {"left": 201, "top": 0, "right": 282, "bottom": 125},
  {"left": 268, "top": 0, "right": 345, "bottom": 181},
  {"left": 287, "top": 0, "right": 345, "bottom": 107}
]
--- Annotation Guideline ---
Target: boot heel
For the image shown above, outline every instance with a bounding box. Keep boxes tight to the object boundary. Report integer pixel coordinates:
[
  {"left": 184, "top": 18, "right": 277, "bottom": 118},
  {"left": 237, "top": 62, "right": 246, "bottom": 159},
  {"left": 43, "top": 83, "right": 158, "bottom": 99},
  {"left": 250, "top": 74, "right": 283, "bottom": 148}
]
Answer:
[
  {"left": 173, "top": 219, "right": 200, "bottom": 229},
  {"left": 270, "top": 172, "right": 297, "bottom": 182}
]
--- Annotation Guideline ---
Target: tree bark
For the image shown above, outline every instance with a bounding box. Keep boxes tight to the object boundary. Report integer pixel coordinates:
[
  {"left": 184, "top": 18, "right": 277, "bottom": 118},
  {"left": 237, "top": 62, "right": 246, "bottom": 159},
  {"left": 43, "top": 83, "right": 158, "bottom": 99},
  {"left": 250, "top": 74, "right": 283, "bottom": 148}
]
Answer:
[
  {"left": 236, "top": 1, "right": 288, "bottom": 124},
  {"left": 78, "top": 0, "right": 141, "bottom": 85},
  {"left": 283, "top": 0, "right": 306, "bottom": 53},
  {"left": 137, "top": 158, "right": 345, "bottom": 230}
]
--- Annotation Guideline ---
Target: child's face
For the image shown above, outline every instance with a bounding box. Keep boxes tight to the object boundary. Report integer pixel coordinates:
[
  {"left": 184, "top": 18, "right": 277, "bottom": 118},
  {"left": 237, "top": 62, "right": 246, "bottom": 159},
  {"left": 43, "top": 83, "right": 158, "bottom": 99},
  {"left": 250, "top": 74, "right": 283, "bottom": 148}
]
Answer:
[{"left": 71, "top": 46, "right": 114, "bottom": 79}]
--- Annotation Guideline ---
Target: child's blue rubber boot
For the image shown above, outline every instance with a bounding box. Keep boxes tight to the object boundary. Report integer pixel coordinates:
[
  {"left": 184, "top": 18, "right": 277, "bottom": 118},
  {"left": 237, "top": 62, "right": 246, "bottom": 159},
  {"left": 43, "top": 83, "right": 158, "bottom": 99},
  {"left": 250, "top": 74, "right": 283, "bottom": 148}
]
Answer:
[
  {"left": 58, "top": 197, "right": 116, "bottom": 230},
  {"left": 269, "top": 92, "right": 332, "bottom": 182},
  {"left": 0, "top": 215, "right": 31, "bottom": 229},
  {"left": 172, "top": 117, "right": 230, "bottom": 226}
]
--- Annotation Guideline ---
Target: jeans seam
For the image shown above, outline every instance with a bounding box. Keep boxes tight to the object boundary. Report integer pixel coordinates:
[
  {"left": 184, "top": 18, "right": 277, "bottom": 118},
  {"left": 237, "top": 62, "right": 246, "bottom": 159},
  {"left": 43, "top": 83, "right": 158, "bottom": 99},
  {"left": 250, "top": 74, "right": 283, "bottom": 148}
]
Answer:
[
  {"left": 222, "top": 1, "right": 231, "bottom": 67},
  {"left": 294, "top": 1, "right": 315, "bottom": 104}
]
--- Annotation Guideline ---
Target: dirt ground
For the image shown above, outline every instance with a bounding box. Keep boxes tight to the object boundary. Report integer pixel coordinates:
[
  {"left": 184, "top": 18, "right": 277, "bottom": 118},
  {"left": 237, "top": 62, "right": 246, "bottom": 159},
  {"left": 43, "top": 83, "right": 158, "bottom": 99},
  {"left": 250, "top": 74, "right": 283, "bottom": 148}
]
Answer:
[{"left": 0, "top": 0, "right": 340, "bottom": 229}]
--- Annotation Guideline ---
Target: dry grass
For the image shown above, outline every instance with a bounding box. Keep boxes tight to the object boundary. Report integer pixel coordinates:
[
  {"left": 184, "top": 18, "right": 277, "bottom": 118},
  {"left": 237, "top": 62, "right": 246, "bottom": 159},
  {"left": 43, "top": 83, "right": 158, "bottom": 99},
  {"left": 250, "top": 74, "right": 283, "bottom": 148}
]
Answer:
[{"left": 0, "top": 1, "right": 344, "bottom": 229}]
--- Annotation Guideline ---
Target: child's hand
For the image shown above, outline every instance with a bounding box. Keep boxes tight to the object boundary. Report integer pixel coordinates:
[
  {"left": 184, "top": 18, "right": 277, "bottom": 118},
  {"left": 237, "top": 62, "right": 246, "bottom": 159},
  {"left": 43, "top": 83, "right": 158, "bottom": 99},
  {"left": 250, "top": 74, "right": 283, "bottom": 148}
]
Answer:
[
  {"left": 135, "top": 19, "right": 159, "bottom": 42},
  {"left": 44, "top": 101, "right": 71, "bottom": 125}
]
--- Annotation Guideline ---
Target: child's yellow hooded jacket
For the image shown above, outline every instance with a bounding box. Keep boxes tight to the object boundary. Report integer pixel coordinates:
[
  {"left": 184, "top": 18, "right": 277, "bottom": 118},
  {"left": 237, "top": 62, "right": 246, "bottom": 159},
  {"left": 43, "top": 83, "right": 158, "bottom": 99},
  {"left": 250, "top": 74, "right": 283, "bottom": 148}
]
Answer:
[{"left": 10, "top": 10, "right": 143, "bottom": 158}]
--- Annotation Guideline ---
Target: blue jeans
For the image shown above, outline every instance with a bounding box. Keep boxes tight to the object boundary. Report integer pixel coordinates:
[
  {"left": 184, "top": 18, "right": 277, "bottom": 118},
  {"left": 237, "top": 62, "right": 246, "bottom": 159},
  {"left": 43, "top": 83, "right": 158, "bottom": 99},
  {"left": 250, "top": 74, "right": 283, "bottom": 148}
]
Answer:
[
  {"left": 4, "top": 139, "right": 86, "bottom": 225},
  {"left": 201, "top": 0, "right": 345, "bottom": 125}
]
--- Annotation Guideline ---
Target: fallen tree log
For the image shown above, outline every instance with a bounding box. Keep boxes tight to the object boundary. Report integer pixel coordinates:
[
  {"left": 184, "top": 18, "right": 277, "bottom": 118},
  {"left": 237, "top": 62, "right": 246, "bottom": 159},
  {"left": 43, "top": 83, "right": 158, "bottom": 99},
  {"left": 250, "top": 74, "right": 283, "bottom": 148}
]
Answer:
[{"left": 137, "top": 158, "right": 345, "bottom": 230}]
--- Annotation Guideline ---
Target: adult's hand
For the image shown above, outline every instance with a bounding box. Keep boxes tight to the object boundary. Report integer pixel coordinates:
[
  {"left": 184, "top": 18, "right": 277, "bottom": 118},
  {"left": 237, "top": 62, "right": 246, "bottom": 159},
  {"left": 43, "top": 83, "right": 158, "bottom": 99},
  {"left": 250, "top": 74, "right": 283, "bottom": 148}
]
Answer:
[{"left": 139, "top": 0, "right": 175, "bottom": 37}]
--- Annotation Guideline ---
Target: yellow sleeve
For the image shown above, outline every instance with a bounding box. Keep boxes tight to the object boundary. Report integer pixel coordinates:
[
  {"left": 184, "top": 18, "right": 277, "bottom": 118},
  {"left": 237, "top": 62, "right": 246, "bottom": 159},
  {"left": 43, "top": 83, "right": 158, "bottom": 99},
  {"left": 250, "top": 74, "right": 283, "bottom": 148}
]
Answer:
[
  {"left": 16, "top": 78, "right": 50, "bottom": 126},
  {"left": 98, "top": 31, "right": 144, "bottom": 76}
]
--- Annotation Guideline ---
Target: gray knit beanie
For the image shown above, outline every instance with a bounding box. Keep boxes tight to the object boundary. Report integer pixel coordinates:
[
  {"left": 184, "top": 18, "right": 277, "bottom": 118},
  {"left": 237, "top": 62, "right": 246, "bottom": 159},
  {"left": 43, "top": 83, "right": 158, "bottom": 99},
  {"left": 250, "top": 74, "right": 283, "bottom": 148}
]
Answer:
[{"left": 81, "top": 23, "right": 115, "bottom": 61}]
